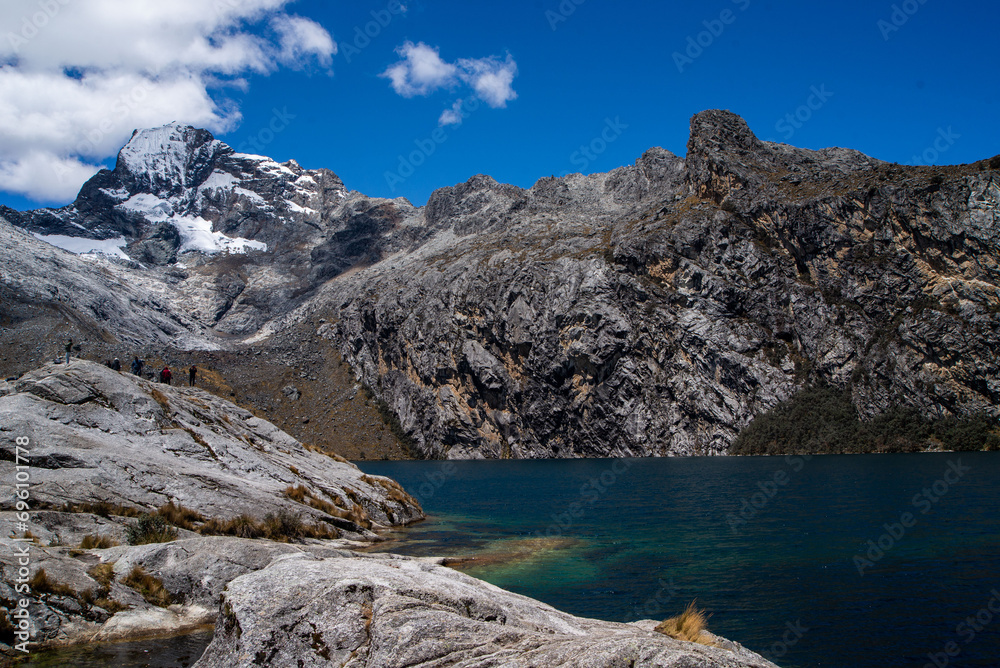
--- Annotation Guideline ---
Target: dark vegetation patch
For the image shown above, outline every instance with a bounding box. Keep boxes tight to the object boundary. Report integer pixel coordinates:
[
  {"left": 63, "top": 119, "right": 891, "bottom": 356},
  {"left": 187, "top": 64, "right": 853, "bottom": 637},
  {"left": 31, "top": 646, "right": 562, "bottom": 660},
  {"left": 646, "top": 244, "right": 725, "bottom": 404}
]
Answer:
[
  {"left": 125, "top": 514, "right": 179, "bottom": 545},
  {"left": 29, "top": 569, "right": 76, "bottom": 598},
  {"left": 731, "top": 385, "right": 1000, "bottom": 455},
  {"left": 361, "top": 383, "right": 421, "bottom": 459}
]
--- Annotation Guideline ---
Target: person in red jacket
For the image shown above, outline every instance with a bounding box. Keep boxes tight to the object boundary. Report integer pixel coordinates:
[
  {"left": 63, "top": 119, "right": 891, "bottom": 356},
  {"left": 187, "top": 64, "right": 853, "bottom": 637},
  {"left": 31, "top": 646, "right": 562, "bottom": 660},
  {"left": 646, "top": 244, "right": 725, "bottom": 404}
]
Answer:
[{"left": 160, "top": 366, "right": 172, "bottom": 385}]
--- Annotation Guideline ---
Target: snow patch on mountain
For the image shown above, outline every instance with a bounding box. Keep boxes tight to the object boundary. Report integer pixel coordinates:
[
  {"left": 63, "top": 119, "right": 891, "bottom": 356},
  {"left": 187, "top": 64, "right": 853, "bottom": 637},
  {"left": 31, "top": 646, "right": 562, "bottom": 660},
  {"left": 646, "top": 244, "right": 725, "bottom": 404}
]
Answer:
[
  {"left": 200, "top": 171, "right": 240, "bottom": 192},
  {"left": 234, "top": 187, "right": 268, "bottom": 206},
  {"left": 119, "top": 193, "right": 174, "bottom": 219},
  {"left": 118, "top": 193, "right": 266, "bottom": 255},
  {"left": 173, "top": 216, "right": 268, "bottom": 254},
  {"left": 235, "top": 154, "right": 297, "bottom": 178},
  {"left": 32, "top": 233, "right": 130, "bottom": 259},
  {"left": 100, "top": 187, "right": 131, "bottom": 201},
  {"left": 284, "top": 200, "right": 316, "bottom": 215}
]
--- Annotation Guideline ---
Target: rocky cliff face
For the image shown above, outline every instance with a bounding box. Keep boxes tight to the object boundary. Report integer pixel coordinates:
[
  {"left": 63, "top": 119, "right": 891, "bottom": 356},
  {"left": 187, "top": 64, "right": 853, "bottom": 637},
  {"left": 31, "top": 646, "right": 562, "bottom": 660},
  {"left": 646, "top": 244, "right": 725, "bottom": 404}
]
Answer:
[{"left": 2, "top": 112, "right": 998, "bottom": 458}]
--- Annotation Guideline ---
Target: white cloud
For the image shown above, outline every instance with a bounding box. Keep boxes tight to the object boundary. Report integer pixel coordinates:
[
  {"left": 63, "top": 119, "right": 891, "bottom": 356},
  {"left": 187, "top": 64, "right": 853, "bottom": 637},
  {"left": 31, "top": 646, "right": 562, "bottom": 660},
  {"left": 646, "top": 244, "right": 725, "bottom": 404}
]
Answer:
[
  {"left": 382, "top": 42, "right": 458, "bottom": 98},
  {"left": 0, "top": 0, "right": 336, "bottom": 204},
  {"left": 382, "top": 41, "right": 518, "bottom": 109},
  {"left": 0, "top": 150, "right": 102, "bottom": 202},
  {"left": 459, "top": 55, "right": 518, "bottom": 108},
  {"left": 272, "top": 15, "right": 337, "bottom": 69},
  {"left": 438, "top": 100, "right": 465, "bottom": 127}
]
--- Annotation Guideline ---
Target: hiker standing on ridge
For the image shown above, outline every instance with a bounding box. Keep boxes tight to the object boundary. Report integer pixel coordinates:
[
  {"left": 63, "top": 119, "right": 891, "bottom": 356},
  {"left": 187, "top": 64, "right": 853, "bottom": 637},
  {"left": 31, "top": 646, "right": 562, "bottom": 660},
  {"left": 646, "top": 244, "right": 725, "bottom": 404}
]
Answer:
[
  {"left": 64, "top": 338, "right": 72, "bottom": 365},
  {"left": 188, "top": 365, "right": 198, "bottom": 387},
  {"left": 131, "top": 357, "right": 144, "bottom": 376},
  {"left": 160, "top": 366, "right": 172, "bottom": 385},
  {"left": 111, "top": 358, "right": 121, "bottom": 372}
]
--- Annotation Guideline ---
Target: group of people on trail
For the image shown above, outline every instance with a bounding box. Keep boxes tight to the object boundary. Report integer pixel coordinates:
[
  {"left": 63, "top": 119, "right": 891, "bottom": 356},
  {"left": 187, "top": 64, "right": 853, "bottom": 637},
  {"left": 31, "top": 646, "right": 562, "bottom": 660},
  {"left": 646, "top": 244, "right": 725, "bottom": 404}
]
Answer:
[
  {"left": 143, "top": 360, "right": 198, "bottom": 386},
  {"left": 153, "top": 362, "right": 198, "bottom": 386},
  {"left": 61, "top": 339, "right": 199, "bottom": 387}
]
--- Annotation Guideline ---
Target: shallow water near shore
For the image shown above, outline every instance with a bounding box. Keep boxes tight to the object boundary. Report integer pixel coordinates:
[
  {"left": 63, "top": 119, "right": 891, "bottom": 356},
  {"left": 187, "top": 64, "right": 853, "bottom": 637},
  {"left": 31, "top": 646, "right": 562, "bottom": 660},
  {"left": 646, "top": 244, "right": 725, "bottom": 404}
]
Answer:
[
  {"left": 360, "top": 453, "right": 1000, "bottom": 668},
  {"left": 14, "top": 629, "right": 212, "bottom": 667}
]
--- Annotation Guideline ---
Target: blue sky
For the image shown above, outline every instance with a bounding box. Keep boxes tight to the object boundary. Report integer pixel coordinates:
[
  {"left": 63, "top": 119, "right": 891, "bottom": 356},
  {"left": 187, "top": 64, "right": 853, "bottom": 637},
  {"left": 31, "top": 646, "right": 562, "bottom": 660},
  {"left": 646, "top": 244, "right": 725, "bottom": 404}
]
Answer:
[{"left": 1, "top": 0, "right": 997, "bottom": 211}]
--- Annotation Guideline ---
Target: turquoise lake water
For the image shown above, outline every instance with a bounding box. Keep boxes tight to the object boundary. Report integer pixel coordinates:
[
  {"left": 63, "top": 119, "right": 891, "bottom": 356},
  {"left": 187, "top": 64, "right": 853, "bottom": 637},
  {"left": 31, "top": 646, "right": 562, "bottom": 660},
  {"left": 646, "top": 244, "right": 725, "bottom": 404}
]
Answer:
[
  {"left": 21, "top": 452, "right": 1000, "bottom": 667},
  {"left": 358, "top": 453, "right": 1000, "bottom": 668}
]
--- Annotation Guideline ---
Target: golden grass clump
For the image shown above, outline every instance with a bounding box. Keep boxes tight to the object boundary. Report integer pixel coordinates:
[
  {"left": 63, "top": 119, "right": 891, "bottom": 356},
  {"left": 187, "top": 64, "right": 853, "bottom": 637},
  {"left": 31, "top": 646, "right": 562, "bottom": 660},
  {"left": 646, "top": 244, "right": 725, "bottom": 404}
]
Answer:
[
  {"left": 84, "top": 561, "right": 128, "bottom": 612},
  {"left": 655, "top": 601, "right": 715, "bottom": 646},
  {"left": 122, "top": 566, "right": 173, "bottom": 607},
  {"left": 198, "top": 514, "right": 264, "bottom": 539},
  {"left": 78, "top": 587, "right": 128, "bottom": 613},
  {"left": 87, "top": 563, "right": 116, "bottom": 589},
  {"left": 57, "top": 500, "right": 142, "bottom": 518},
  {"left": 79, "top": 534, "right": 118, "bottom": 549},
  {"left": 198, "top": 511, "right": 337, "bottom": 542},
  {"left": 283, "top": 485, "right": 370, "bottom": 530},
  {"left": 150, "top": 388, "right": 171, "bottom": 413},
  {"left": 156, "top": 501, "right": 206, "bottom": 530},
  {"left": 29, "top": 569, "right": 76, "bottom": 598}
]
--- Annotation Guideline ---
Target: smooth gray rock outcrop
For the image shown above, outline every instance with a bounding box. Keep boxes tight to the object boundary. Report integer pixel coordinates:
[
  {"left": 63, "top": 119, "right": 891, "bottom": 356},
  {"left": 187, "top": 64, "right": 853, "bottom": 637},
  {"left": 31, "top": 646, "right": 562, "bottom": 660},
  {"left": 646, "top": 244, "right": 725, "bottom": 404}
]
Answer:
[
  {"left": 0, "top": 361, "right": 424, "bottom": 652},
  {"left": 0, "top": 530, "right": 373, "bottom": 649},
  {"left": 195, "top": 552, "right": 778, "bottom": 668},
  {"left": 0, "top": 361, "right": 422, "bottom": 529}
]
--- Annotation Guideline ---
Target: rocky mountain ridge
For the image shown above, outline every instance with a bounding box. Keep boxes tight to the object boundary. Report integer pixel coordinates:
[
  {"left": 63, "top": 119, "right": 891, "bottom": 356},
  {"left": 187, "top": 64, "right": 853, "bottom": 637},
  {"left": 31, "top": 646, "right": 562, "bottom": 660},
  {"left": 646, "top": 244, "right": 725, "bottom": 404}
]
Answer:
[{"left": 2, "top": 111, "right": 998, "bottom": 458}]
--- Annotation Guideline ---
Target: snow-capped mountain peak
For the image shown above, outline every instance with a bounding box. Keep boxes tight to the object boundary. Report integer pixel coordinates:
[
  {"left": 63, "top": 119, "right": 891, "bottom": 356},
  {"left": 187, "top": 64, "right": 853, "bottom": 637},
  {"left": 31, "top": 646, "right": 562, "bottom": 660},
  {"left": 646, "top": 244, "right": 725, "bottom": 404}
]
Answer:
[
  {"left": 3, "top": 123, "right": 377, "bottom": 268},
  {"left": 116, "top": 123, "right": 226, "bottom": 196}
]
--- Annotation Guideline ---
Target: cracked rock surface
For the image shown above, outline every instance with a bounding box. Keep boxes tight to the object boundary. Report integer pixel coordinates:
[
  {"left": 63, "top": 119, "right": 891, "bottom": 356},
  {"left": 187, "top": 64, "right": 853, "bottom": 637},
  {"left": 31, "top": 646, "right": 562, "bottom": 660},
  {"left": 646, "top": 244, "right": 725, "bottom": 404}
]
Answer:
[{"left": 194, "top": 551, "right": 779, "bottom": 668}]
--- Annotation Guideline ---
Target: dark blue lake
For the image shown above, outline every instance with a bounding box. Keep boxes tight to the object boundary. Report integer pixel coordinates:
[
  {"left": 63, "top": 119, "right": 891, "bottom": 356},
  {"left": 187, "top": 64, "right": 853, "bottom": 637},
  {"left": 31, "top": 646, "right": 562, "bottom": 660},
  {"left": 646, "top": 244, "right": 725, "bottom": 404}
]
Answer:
[{"left": 358, "top": 453, "right": 1000, "bottom": 668}]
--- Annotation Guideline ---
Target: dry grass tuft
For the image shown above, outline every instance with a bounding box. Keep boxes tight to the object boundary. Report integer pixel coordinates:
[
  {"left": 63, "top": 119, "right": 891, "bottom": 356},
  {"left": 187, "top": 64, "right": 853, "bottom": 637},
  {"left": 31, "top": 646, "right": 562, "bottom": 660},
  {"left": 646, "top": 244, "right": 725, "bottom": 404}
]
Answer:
[
  {"left": 55, "top": 500, "right": 142, "bottom": 518},
  {"left": 78, "top": 588, "right": 128, "bottom": 613},
  {"left": 150, "top": 388, "right": 171, "bottom": 414},
  {"left": 83, "top": 563, "right": 129, "bottom": 613},
  {"left": 283, "top": 485, "right": 369, "bottom": 530},
  {"left": 198, "top": 514, "right": 264, "bottom": 539},
  {"left": 363, "top": 475, "right": 422, "bottom": 512},
  {"left": 655, "top": 601, "right": 715, "bottom": 646},
  {"left": 29, "top": 569, "right": 76, "bottom": 598},
  {"left": 198, "top": 510, "right": 337, "bottom": 542},
  {"left": 79, "top": 534, "right": 118, "bottom": 550},
  {"left": 88, "top": 563, "right": 116, "bottom": 589},
  {"left": 156, "top": 501, "right": 206, "bottom": 530},
  {"left": 122, "top": 566, "right": 173, "bottom": 607}
]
